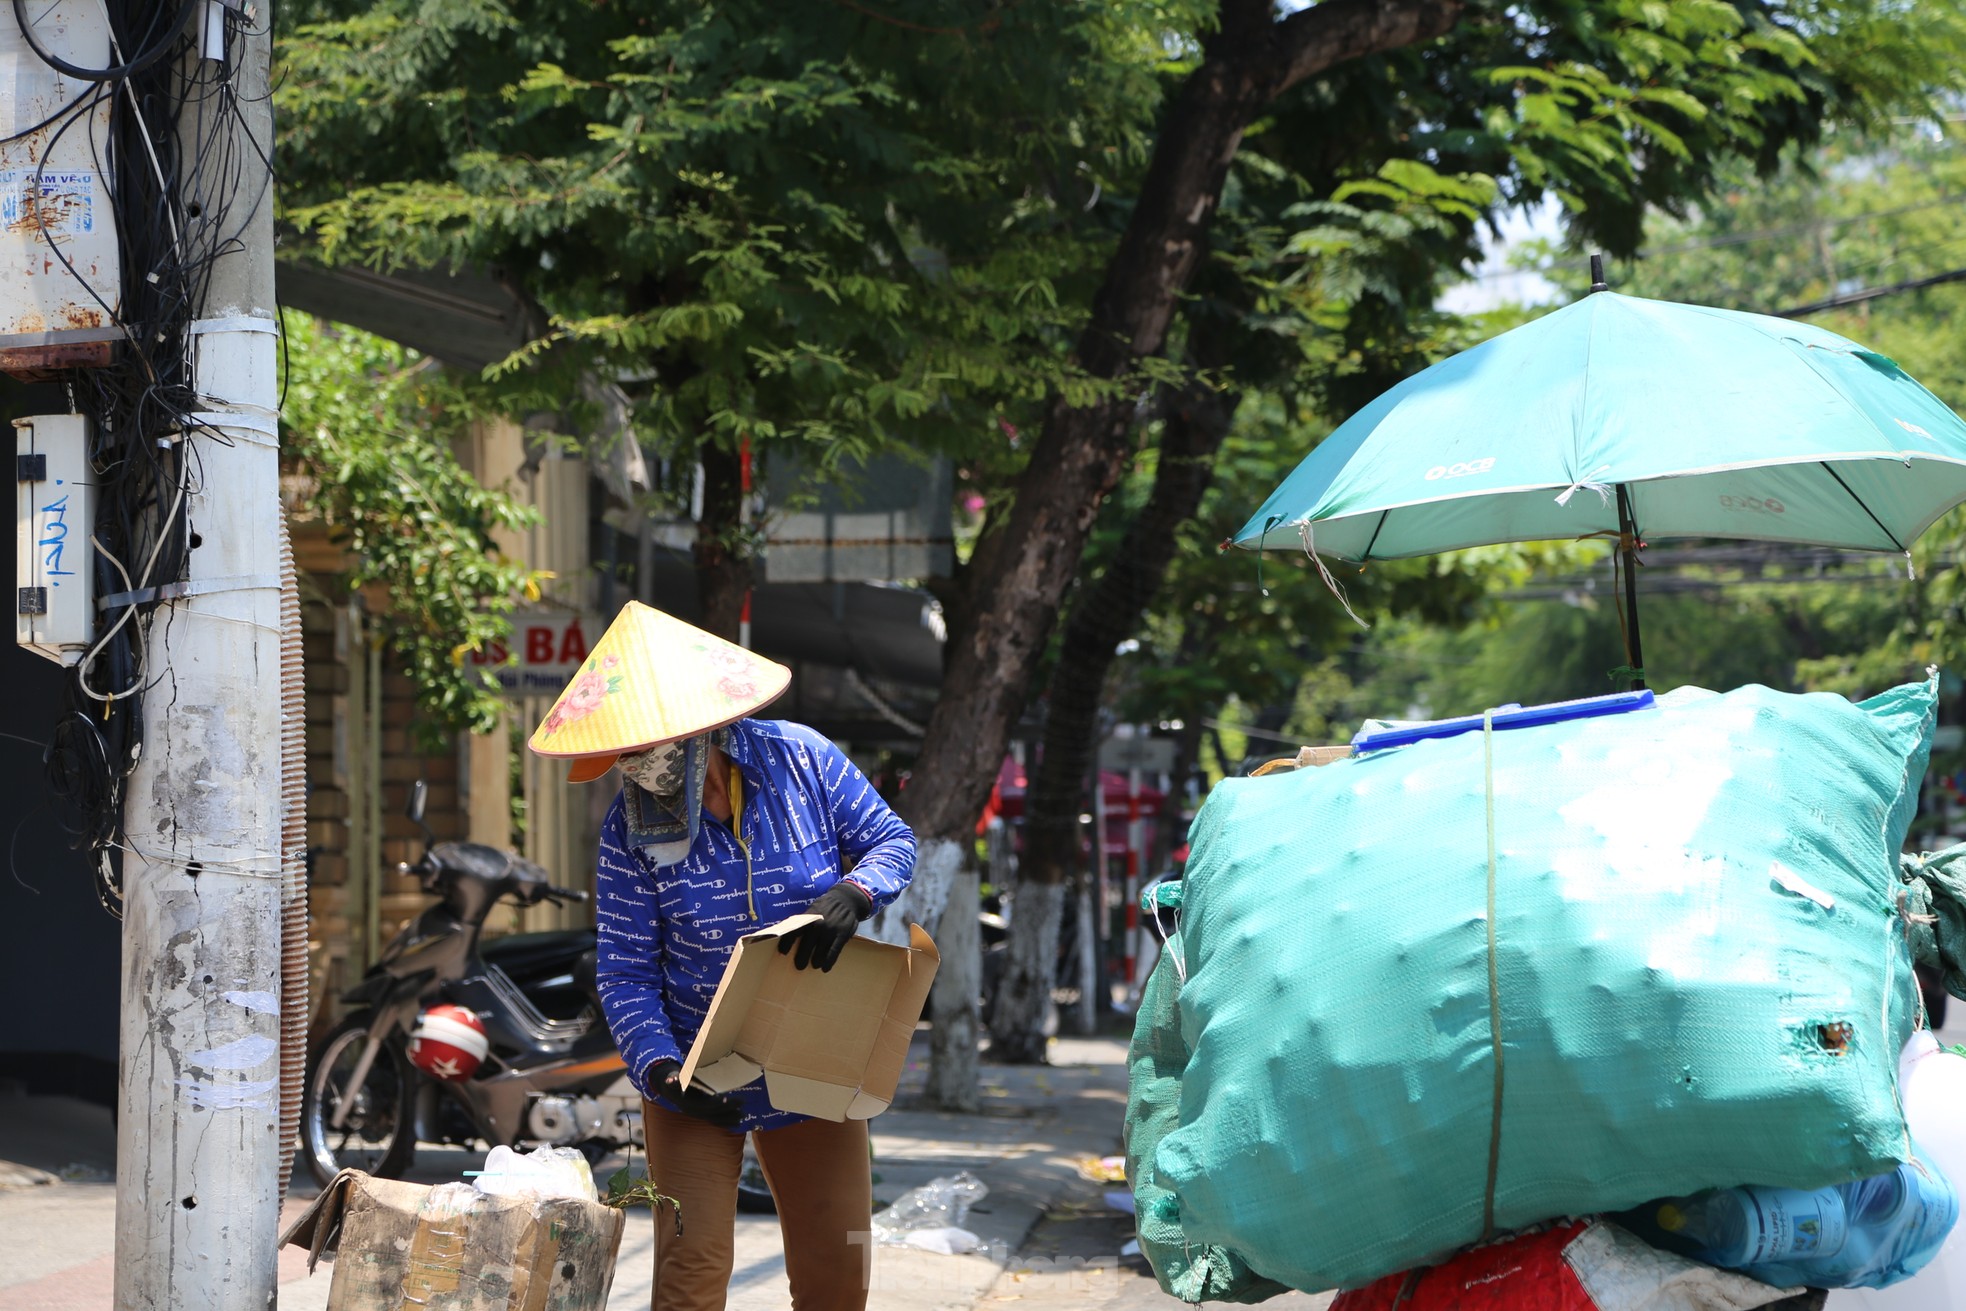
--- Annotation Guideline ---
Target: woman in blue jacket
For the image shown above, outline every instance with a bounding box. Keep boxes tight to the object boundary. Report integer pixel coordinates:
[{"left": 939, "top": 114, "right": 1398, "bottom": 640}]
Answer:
[{"left": 530, "top": 602, "right": 915, "bottom": 1311}]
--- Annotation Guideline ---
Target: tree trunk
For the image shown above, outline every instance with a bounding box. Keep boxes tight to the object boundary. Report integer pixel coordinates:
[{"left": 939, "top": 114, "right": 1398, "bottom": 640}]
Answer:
[
  {"left": 1168, "top": 695, "right": 1207, "bottom": 817},
  {"left": 896, "top": 0, "right": 1464, "bottom": 1107},
  {"left": 923, "top": 838, "right": 982, "bottom": 1110},
  {"left": 989, "top": 378, "right": 1241, "bottom": 1062},
  {"left": 1070, "top": 874, "right": 1100, "bottom": 1034},
  {"left": 694, "top": 440, "right": 750, "bottom": 643},
  {"left": 993, "top": 878, "right": 1067, "bottom": 1052}
]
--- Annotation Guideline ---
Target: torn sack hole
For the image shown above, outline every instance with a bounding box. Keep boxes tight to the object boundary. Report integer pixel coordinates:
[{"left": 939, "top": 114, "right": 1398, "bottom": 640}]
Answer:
[{"left": 1818, "top": 1021, "right": 1855, "bottom": 1055}]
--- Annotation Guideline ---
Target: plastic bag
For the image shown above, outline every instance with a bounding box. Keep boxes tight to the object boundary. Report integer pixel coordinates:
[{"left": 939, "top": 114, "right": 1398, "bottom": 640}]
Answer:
[
  {"left": 473, "top": 1144, "right": 598, "bottom": 1203},
  {"left": 1619, "top": 1154, "right": 1956, "bottom": 1291},
  {"left": 1829, "top": 1033, "right": 1966, "bottom": 1309},
  {"left": 420, "top": 1180, "right": 480, "bottom": 1219},
  {"left": 871, "top": 1171, "right": 987, "bottom": 1250},
  {"left": 891, "top": 1227, "right": 983, "bottom": 1255},
  {"left": 1331, "top": 1219, "right": 1806, "bottom": 1311}
]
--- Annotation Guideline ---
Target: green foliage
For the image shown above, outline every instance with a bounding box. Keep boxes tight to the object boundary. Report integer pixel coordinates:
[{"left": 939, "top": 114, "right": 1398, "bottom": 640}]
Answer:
[
  {"left": 604, "top": 1165, "right": 682, "bottom": 1227},
  {"left": 276, "top": 0, "right": 1185, "bottom": 505},
  {"left": 281, "top": 311, "right": 545, "bottom": 739},
  {"left": 1295, "top": 0, "right": 1966, "bottom": 266},
  {"left": 1577, "top": 122, "right": 1966, "bottom": 693},
  {"left": 1538, "top": 125, "right": 1966, "bottom": 340},
  {"left": 1199, "top": 0, "right": 1931, "bottom": 415},
  {"left": 1105, "top": 371, "right": 1502, "bottom": 752},
  {"left": 1104, "top": 0, "right": 1966, "bottom": 773},
  {"left": 272, "top": 0, "right": 1958, "bottom": 534},
  {"left": 273, "top": 0, "right": 1966, "bottom": 768},
  {"left": 1357, "top": 566, "right": 1917, "bottom": 713}
]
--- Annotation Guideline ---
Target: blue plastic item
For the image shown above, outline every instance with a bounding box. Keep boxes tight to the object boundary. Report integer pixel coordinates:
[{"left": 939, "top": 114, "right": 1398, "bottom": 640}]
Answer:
[
  {"left": 1350, "top": 689, "right": 1655, "bottom": 753},
  {"left": 1616, "top": 1151, "right": 1959, "bottom": 1289}
]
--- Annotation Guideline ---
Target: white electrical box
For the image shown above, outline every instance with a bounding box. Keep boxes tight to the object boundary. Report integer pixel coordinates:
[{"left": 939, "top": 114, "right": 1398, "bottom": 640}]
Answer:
[{"left": 15, "top": 413, "right": 94, "bottom": 664}]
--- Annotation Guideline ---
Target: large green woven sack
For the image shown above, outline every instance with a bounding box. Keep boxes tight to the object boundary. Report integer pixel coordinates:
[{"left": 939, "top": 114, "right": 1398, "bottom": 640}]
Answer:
[
  {"left": 1157, "top": 679, "right": 1935, "bottom": 1294},
  {"left": 1125, "top": 895, "right": 1285, "bottom": 1304}
]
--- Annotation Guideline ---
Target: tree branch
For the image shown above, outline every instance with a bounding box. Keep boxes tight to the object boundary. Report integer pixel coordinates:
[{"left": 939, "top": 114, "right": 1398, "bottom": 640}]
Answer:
[
  {"left": 897, "top": 0, "right": 1471, "bottom": 845},
  {"left": 1267, "top": 0, "right": 1465, "bottom": 95}
]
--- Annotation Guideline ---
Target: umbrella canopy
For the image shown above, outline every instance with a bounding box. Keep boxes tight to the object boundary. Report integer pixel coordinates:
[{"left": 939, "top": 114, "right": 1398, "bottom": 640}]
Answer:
[{"left": 1233, "top": 291, "right": 1966, "bottom": 562}]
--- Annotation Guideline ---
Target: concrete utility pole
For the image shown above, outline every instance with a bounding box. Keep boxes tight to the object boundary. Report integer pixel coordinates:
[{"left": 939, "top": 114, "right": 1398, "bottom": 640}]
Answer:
[{"left": 114, "top": 11, "right": 284, "bottom": 1310}]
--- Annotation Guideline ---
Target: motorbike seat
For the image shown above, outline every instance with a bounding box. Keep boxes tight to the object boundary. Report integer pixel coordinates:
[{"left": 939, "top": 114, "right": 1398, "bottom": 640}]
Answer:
[
  {"left": 574, "top": 948, "right": 601, "bottom": 1008},
  {"left": 431, "top": 841, "right": 516, "bottom": 881}
]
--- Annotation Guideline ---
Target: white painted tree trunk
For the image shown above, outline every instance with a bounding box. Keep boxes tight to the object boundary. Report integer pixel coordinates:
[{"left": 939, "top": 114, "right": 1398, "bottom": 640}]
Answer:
[
  {"left": 864, "top": 834, "right": 954, "bottom": 948},
  {"left": 986, "top": 879, "right": 1063, "bottom": 1062},
  {"left": 1070, "top": 880, "right": 1099, "bottom": 1035},
  {"left": 115, "top": 23, "right": 281, "bottom": 1309},
  {"left": 915, "top": 836, "right": 979, "bottom": 1110}
]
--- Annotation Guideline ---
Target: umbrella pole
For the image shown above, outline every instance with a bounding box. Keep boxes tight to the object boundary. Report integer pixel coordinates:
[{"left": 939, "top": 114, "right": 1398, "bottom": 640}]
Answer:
[{"left": 1615, "top": 484, "right": 1646, "bottom": 691}]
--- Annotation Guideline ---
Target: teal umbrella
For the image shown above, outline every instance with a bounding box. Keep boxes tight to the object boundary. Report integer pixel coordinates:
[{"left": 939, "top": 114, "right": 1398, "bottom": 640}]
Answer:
[{"left": 1234, "top": 281, "right": 1966, "bottom": 685}]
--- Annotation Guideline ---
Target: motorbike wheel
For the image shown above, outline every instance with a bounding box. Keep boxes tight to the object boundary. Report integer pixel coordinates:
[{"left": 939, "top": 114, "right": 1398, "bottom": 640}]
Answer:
[
  {"left": 301, "top": 1014, "right": 417, "bottom": 1188},
  {"left": 736, "top": 1139, "right": 776, "bottom": 1214}
]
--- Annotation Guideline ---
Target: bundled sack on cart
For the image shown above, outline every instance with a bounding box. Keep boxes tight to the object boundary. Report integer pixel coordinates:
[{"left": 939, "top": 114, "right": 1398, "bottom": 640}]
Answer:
[
  {"left": 1133, "top": 677, "right": 1936, "bottom": 1296},
  {"left": 1127, "top": 881, "right": 1285, "bottom": 1305},
  {"left": 1898, "top": 843, "right": 1966, "bottom": 1004},
  {"left": 1326, "top": 1219, "right": 1826, "bottom": 1311},
  {"left": 1124, "top": 886, "right": 1837, "bottom": 1309}
]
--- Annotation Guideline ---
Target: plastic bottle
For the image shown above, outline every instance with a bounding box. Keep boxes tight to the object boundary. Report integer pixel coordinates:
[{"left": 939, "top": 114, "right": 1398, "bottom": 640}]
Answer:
[
  {"left": 1624, "top": 1182, "right": 1849, "bottom": 1269},
  {"left": 1617, "top": 1154, "right": 1955, "bottom": 1289},
  {"left": 1829, "top": 1032, "right": 1966, "bottom": 1309}
]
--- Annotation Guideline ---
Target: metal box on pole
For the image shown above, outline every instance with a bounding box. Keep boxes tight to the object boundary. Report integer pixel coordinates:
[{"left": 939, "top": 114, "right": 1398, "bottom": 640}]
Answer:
[{"left": 14, "top": 412, "right": 94, "bottom": 662}]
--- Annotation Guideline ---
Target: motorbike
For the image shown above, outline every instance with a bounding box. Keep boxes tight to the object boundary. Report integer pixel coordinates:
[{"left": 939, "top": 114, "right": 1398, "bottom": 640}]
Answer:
[
  {"left": 299, "top": 780, "right": 641, "bottom": 1189},
  {"left": 312, "top": 783, "right": 943, "bottom": 1211},
  {"left": 300, "top": 783, "right": 779, "bottom": 1209}
]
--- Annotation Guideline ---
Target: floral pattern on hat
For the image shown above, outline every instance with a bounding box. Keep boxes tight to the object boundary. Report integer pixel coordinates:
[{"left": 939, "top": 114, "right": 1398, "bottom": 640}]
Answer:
[
  {"left": 528, "top": 602, "right": 793, "bottom": 764},
  {"left": 542, "top": 653, "right": 623, "bottom": 737},
  {"left": 699, "top": 644, "right": 758, "bottom": 702}
]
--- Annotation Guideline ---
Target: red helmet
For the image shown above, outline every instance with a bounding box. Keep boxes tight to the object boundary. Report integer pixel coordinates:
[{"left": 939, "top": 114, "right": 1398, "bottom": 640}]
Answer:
[{"left": 407, "top": 1004, "right": 488, "bottom": 1081}]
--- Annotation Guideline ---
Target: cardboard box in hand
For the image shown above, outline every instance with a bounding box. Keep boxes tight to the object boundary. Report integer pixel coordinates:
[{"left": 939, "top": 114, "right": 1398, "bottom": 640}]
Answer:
[{"left": 680, "top": 916, "right": 939, "bottom": 1120}]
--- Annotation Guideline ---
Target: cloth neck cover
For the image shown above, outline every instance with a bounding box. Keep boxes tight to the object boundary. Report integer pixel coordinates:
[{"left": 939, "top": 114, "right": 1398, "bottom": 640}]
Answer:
[
  {"left": 622, "top": 729, "right": 728, "bottom": 867},
  {"left": 621, "top": 739, "right": 688, "bottom": 797}
]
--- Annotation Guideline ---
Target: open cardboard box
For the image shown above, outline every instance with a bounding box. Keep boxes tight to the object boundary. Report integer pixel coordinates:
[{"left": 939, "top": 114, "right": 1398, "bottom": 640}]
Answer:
[
  {"left": 280, "top": 1169, "right": 625, "bottom": 1311},
  {"left": 679, "top": 916, "right": 939, "bottom": 1120}
]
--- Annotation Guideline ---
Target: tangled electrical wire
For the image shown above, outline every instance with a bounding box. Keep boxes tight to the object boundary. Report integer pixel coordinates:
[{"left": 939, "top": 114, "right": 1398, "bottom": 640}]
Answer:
[{"left": 12, "top": 0, "right": 273, "bottom": 913}]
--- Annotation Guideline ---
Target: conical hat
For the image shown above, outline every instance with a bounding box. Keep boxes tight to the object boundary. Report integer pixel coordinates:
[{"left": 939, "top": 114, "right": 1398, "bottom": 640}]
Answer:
[{"left": 527, "top": 602, "right": 790, "bottom": 780}]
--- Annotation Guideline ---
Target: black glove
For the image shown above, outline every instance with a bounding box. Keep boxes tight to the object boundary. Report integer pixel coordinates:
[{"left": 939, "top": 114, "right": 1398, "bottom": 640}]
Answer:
[
  {"left": 648, "top": 1059, "right": 742, "bottom": 1130},
  {"left": 778, "top": 882, "right": 873, "bottom": 972}
]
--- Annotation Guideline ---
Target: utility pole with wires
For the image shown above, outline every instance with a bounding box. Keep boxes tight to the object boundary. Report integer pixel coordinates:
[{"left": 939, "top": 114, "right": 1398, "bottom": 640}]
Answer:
[
  {"left": 6, "top": 0, "right": 290, "bottom": 1298},
  {"left": 107, "top": 6, "right": 288, "bottom": 1310}
]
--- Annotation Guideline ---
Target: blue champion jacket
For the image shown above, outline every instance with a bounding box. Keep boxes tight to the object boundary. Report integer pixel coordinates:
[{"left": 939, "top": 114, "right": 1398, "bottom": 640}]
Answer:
[{"left": 593, "top": 718, "right": 917, "bottom": 1132}]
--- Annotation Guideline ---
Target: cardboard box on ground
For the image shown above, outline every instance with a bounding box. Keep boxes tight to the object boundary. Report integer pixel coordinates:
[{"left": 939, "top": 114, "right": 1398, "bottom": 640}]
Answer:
[
  {"left": 681, "top": 915, "right": 940, "bottom": 1119},
  {"left": 281, "top": 1171, "right": 627, "bottom": 1311}
]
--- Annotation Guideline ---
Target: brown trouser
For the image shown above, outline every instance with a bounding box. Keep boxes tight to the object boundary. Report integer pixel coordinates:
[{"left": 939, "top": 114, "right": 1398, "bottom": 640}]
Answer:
[{"left": 641, "top": 1100, "right": 872, "bottom": 1311}]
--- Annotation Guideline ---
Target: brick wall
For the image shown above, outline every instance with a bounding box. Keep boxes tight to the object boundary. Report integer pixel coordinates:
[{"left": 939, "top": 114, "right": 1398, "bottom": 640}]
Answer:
[{"left": 292, "top": 512, "right": 469, "bottom": 1030}]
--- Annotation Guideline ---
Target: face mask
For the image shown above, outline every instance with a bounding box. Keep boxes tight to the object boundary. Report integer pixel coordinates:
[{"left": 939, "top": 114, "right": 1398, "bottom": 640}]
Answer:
[{"left": 619, "top": 739, "right": 689, "bottom": 798}]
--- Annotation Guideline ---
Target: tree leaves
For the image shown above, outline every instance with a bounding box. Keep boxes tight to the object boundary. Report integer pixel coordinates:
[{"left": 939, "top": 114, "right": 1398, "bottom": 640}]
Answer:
[
  {"left": 277, "top": 1, "right": 1172, "bottom": 508},
  {"left": 281, "top": 312, "right": 546, "bottom": 741}
]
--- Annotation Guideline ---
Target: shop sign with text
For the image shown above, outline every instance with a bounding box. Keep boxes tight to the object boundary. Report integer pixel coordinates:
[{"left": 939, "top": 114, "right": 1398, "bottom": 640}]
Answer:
[{"left": 471, "top": 609, "right": 597, "bottom": 697}]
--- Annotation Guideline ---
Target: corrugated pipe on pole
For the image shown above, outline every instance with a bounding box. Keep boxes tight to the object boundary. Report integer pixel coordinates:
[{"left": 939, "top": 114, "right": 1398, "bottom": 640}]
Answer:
[{"left": 279, "top": 513, "right": 308, "bottom": 1184}]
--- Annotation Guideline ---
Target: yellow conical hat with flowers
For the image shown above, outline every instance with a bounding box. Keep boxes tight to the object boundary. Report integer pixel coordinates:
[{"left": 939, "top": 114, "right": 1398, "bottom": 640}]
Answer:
[{"left": 527, "top": 601, "right": 790, "bottom": 782}]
